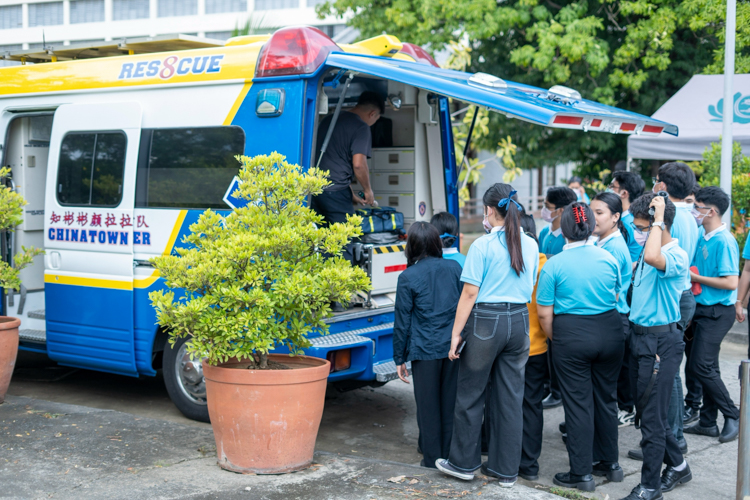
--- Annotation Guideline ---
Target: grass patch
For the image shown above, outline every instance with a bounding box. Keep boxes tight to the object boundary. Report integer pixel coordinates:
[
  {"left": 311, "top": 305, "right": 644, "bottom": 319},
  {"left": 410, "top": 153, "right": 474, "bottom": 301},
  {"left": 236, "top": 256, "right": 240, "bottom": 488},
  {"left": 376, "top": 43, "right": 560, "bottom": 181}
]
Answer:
[{"left": 548, "top": 487, "right": 593, "bottom": 500}]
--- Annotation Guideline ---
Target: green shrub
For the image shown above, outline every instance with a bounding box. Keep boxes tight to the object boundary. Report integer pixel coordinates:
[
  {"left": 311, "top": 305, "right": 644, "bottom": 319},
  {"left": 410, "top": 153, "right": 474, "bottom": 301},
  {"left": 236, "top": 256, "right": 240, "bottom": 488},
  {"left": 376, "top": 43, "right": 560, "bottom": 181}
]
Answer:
[
  {"left": 0, "top": 167, "right": 43, "bottom": 292},
  {"left": 149, "top": 153, "right": 370, "bottom": 368}
]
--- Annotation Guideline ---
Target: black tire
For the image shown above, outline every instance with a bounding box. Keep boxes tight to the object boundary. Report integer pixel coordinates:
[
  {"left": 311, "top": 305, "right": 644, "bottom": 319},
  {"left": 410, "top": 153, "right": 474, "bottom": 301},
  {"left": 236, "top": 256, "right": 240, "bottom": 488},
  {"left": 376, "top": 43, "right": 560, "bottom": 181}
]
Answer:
[{"left": 162, "top": 335, "right": 210, "bottom": 423}]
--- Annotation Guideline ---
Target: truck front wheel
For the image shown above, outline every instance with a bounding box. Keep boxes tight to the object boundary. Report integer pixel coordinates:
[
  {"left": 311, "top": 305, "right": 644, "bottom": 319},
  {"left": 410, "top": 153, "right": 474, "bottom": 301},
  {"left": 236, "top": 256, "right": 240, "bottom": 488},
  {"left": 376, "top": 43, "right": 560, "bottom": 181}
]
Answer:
[{"left": 163, "top": 336, "right": 210, "bottom": 423}]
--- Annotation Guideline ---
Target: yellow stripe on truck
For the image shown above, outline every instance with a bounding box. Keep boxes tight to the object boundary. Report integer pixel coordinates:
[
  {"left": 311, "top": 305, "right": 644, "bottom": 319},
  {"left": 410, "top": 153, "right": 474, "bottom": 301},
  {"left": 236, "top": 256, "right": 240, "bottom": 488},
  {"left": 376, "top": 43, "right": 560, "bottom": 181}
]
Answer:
[
  {"left": 373, "top": 245, "right": 405, "bottom": 254},
  {"left": 45, "top": 273, "right": 133, "bottom": 290}
]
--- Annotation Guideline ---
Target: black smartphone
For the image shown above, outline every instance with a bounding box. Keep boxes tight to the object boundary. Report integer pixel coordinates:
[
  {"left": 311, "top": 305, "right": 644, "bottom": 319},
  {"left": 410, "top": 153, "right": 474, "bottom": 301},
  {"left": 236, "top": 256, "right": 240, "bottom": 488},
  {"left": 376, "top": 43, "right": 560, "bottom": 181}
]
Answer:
[{"left": 457, "top": 338, "right": 467, "bottom": 354}]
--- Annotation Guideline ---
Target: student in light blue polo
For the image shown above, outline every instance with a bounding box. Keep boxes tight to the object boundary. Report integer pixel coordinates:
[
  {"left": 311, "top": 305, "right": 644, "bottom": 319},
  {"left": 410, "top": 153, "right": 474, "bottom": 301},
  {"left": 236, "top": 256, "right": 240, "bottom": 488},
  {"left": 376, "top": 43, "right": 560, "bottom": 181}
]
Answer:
[
  {"left": 431, "top": 212, "right": 466, "bottom": 267},
  {"left": 591, "top": 192, "right": 634, "bottom": 428},
  {"left": 435, "top": 183, "right": 539, "bottom": 489},
  {"left": 536, "top": 202, "right": 624, "bottom": 493},
  {"left": 609, "top": 171, "right": 646, "bottom": 263},
  {"left": 539, "top": 186, "right": 578, "bottom": 256},
  {"left": 683, "top": 186, "right": 741, "bottom": 444},
  {"left": 623, "top": 193, "right": 691, "bottom": 500},
  {"left": 644, "top": 162, "right": 699, "bottom": 458}
]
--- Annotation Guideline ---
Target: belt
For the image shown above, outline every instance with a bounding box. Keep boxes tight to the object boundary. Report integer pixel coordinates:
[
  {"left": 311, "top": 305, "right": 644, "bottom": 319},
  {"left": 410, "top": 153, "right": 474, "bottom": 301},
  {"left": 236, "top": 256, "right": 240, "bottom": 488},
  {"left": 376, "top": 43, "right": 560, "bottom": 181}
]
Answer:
[
  {"left": 632, "top": 323, "right": 676, "bottom": 335},
  {"left": 475, "top": 302, "right": 526, "bottom": 310}
]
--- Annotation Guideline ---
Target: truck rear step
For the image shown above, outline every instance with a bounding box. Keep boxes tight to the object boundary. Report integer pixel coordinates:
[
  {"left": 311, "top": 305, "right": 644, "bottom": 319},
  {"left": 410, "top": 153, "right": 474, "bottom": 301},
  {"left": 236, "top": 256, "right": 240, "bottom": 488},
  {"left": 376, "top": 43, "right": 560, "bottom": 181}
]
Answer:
[{"left": 19, "top": 329, "right": 46, "bottom": 344}]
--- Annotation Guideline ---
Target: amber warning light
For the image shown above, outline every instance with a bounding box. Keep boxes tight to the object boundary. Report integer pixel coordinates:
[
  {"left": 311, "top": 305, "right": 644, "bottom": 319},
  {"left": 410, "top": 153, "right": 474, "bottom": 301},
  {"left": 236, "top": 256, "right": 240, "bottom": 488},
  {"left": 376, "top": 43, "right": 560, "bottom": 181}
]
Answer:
[{"left": 256, "top": 26, "right": 339, "bottom": 78}]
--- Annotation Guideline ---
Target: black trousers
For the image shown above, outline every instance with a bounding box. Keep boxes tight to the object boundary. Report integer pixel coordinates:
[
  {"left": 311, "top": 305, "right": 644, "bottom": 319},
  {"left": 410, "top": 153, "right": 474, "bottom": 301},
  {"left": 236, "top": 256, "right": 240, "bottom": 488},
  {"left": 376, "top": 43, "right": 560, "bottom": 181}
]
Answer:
[
  {"left": 552, "top": 309, "right": 624, "bottom": 476},
  {"left": 310, "top": 188, "right": 355, "bottom": 261},
  {"left": 412, "top": 358, "right": 459, "bottom": 468},
  {"left": 629, "top": 323, "right": 684, "bottom": 490},
  {"left": 616, "top": 313, "right": 634, "bottom": 411},
  {"left": 520, "top": 352, "right": 547, "bottom": 476},
  {"left": 547, "top": 341, "right": 561, "bottom": 400},
  {"left": 683, "top": 320, "right": 702, "bottom": 411},
  {"left": 449, "top": 303, "right": 529, "bottom": 478},
  {"left": 688, "top": 304, "right": 740, "bottom": 426}
]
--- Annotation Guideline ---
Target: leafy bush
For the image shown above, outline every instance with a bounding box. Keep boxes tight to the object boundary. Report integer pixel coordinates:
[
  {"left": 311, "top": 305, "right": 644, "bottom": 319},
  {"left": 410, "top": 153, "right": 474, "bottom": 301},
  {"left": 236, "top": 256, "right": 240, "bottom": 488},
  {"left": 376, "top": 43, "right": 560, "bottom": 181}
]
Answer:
[
  {"left": 149, "top": 153, "right": 370, "bottom": 368},
  {"left": 0, "top": 167, "right": 43, "bottom": 292},
  {"left": 689, "top": 140, "right": 750, "bottom": 258}
]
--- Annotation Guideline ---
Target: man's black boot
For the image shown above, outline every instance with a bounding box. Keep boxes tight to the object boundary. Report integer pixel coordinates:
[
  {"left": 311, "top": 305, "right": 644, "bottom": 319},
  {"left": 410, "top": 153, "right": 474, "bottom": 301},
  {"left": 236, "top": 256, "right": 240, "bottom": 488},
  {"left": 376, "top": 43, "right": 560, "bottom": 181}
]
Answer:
[
  {"left": 592, "top": 462, "right": 624, "bottom": 482},
  {"left": 683, "top": 422, "right": 719, "bottom": 437},
  {"left": 719, "top": 417, "right": 739, "bottom": 443},
  {"left": 553, "top": 472, "right": 595, "bottom": 491}
]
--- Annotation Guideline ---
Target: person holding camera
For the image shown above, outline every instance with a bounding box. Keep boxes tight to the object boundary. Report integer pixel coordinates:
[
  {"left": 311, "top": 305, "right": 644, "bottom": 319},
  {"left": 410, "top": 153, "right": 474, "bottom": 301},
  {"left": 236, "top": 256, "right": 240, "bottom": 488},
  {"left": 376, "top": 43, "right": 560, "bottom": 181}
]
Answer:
[
  {"left": 536, "top": 202, "right": 625, "bottom": 493},
  {"left": 683, "top": 186, "right": 741, "bottom": 443},
  {"left": 435, "top": 184, "right": 539, "bottom": 489},
  {"left": 622, "top": 193, "right": 691, "bottom": 500}
]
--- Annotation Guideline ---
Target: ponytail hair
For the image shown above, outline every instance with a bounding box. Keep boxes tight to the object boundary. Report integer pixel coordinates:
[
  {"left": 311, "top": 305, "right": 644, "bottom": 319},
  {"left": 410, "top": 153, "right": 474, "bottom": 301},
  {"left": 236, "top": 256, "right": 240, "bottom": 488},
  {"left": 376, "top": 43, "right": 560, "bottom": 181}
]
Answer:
[
  {"left": 560, "top": 202, "right": 595, "bottom": 242},
  {"left": 592, "top": 191, "right": 629, "bottom": 243},
  {"left": 483, "top": 183, "right": 526, "bottom": 276}
]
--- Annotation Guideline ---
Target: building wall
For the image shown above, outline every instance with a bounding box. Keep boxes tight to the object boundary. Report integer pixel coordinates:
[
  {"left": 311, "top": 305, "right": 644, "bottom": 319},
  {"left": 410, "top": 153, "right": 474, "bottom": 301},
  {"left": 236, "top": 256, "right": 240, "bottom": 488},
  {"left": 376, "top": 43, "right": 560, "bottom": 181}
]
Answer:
[{"left": 0, "top": 0, "right": 345, "bottom": 66}]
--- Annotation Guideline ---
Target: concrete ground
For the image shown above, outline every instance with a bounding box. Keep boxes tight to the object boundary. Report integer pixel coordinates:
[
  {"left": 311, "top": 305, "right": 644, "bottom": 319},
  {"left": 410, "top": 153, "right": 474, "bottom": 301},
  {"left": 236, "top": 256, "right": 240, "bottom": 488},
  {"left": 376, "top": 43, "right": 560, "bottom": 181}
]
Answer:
[{"left": 3, "top": 335, "right": 747, "bottom": 499}]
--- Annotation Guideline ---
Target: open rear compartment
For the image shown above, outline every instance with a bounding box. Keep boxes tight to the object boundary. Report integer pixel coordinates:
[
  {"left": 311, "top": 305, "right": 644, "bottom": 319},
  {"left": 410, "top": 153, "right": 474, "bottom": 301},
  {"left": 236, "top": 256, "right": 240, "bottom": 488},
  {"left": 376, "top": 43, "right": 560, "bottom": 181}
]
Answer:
[
  {"left": 315, "top": 72, "right": 451, "bottom": 311},
  {"left": 2, "top": 113, "right": 52, "bottom": 348}
]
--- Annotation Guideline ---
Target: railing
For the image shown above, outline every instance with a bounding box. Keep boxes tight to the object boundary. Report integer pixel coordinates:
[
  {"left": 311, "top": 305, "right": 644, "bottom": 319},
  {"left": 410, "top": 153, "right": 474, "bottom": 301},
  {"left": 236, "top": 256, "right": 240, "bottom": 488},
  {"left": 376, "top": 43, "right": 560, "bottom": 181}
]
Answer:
[{"left": 459, "top": 195, "right": 546, "bottom": 225}]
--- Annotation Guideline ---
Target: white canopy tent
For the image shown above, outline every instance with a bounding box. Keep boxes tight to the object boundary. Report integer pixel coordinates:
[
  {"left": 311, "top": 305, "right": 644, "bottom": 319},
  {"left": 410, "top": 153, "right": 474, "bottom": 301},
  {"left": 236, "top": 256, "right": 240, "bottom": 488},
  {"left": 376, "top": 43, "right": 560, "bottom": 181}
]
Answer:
[{"left": 628, "top": 74, "right": 750, "bottom": 161}]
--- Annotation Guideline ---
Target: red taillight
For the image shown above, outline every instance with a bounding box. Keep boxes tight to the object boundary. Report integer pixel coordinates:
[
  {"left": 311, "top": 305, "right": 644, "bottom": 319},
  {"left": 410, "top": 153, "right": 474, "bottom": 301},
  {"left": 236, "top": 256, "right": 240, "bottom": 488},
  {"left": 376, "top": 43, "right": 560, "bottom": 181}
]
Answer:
[
  {"left": 643, "top": 125, "right": 664, "bottom": 134},
  {"left": 620, "top": 123, "right": 637, "bottom": 132},
  {"left": 384, "top": 264, "right": 407, "bottom": 273},
  {"left": 399, "top": 43, "right": 439, "bottom": 67},
  {"left": 256, "top": 26, "right": 339, "bottom": 78},
  {"left": 553, "top": 115, "right": 583, "bottom": 125},
  {"left": 591, "top": 119, "right": 602, "bottom": 127}
]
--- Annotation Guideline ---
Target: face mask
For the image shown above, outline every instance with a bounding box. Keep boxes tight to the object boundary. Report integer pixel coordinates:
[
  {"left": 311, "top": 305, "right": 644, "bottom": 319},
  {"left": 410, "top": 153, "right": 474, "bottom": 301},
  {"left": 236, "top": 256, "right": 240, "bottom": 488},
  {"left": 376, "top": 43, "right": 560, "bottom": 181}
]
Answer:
[
  {"left": 483, "top": 212, "right": 492, "bottom": 234},
  {"left": 541, "top": 206, "right": 558, "bottom": 223},
  {"left": 634, "top": 229, "right": 649, "bottom": 246},
  {"left": 691, "top": 208, "right": 706, "bottom": 226}
]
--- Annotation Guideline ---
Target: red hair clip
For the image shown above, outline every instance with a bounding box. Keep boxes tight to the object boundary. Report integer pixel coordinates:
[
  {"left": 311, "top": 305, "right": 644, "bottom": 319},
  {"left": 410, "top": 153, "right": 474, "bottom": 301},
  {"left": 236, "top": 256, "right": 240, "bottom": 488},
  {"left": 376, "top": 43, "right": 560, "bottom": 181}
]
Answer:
[{"left": 574, "top": 205, "right": 587, "bottom": 224}]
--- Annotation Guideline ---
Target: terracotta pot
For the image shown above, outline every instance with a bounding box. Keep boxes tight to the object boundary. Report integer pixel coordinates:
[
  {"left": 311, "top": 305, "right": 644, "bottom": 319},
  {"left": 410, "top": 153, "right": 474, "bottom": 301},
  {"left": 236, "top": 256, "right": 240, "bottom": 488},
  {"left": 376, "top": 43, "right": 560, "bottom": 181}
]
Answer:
[
  {"left": 0, "top": 316, "right": 21, "bottom": 404},
  {"left": 203, "top": 354, "right": 330, "bottom": 474}
]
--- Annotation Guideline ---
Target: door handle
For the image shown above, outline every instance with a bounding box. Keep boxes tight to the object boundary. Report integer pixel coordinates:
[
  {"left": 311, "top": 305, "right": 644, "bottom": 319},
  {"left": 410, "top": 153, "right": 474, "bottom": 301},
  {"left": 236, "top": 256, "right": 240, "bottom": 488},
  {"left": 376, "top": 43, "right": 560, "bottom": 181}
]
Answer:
[{"left": 48, "top": 251, "right": 61, "bottom": 269}]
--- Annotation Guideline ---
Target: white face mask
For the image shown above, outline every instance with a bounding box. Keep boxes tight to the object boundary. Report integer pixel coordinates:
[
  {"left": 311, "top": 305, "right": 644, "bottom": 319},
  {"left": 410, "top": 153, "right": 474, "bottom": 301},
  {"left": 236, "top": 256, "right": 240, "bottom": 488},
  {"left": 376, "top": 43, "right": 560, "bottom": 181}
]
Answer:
[
  {"left": 634, "top": 229, "right": 649, "bottom": 246},
  {"left": 541, "top": 206, "right": 558, "bottom": 223},
  {"left": 691, "top": 207, "right": 707, "bottom": 226}
]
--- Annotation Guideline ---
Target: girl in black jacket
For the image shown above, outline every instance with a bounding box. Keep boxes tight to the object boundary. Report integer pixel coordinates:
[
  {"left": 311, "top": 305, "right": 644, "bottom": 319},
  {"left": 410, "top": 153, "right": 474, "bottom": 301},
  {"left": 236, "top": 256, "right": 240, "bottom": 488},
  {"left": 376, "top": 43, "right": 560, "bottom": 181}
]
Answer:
[{"left": 393, "top": 222, "right": 463, "bottom": 468}]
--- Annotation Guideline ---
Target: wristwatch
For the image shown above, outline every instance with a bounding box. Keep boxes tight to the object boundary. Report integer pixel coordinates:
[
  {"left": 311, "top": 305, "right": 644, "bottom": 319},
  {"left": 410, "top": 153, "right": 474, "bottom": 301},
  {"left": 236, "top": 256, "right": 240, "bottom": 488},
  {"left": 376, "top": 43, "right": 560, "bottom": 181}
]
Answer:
[{"left": 652, "top": 221, "right": 666, "bottom": 231}]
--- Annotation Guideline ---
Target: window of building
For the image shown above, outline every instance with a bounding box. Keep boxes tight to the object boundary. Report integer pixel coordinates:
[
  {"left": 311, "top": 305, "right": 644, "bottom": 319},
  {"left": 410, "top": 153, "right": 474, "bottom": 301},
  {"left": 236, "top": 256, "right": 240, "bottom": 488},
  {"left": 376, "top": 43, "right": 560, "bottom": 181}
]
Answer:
[
  {"left": 205, "top": 0, "right": 245, "bottom": 14},
  {"left": 58, "top": 132, "right": 127, "bottom": 207},
  {"left": 70, "top": 0, "right": 104, "bottom": 23},
  {"left": 205, "top": 31, "right": 233, "bottom": 41},
  {"left": 28, "top": 41, "right": 63, "bottom": 50},
  {"left": 0, "top": 44, "right": 22, "bottom": 67},
  {"left": 306, "top": 0, "right": 326, "bottom": 6},
  {"left": 255, "top": 0, "right": 297, "bottom": 10},
  {"left": 113, "top": 0, "right": 149, "bottom": 20},
  {"left": 28, "top": 1, "right": 64, "bottom": 27},
  {"left": 157, "top": 0, "right": 197, "bottom": 17},
  {"left": 135, "top": 127, "right": 245, "bottom": 209},
  {"left": 0, "top": 5, "right": 23, "bottom": 30}
]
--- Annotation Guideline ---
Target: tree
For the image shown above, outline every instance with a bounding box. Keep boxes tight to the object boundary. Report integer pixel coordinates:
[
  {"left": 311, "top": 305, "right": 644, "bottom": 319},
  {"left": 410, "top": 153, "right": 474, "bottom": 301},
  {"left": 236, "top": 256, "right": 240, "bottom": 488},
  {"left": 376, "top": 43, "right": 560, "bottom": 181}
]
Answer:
[
  {"left": 318, "top": 0, "right": 750, "bottom": 184},
  {"left": 149, "top": 153, "right": 370, "bottom": 368}
]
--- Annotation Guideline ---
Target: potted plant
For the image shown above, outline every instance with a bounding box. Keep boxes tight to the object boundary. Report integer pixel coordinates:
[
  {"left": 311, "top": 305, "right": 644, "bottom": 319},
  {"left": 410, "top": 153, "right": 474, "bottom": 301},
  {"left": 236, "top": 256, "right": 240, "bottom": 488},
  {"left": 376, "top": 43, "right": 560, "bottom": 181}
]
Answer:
[
  {"left": 150, "top": 152, "right": 369, "bottom": 474},
  {"left": 0, "top": 167, "right": 44, "bottom": 403}
]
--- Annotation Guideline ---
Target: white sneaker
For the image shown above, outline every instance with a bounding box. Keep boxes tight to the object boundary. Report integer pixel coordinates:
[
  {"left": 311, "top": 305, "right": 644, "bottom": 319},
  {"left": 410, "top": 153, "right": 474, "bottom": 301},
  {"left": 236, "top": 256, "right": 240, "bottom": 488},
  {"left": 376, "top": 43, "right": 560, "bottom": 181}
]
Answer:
[{"left": 618, "top": 409, "right": 636, "bottom": 427}]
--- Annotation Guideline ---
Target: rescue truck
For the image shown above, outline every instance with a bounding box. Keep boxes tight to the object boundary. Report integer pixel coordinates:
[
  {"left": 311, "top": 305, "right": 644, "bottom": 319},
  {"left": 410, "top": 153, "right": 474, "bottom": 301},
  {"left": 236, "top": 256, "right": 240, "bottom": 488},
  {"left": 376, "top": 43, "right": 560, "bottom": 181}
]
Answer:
[{"left": 0, "top": 27, "right": 677, "bottom": 421}]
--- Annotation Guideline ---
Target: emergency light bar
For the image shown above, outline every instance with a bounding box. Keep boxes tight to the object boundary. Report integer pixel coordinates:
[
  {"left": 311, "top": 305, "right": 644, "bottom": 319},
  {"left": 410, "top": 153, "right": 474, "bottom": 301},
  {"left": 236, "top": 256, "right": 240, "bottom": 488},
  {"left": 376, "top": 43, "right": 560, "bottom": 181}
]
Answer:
[
  {"left": 398, "top": 43, "right": 439, "bottom": 67},
  {"left": 255, "top": 26, "right": 339, "bottom": 78}
]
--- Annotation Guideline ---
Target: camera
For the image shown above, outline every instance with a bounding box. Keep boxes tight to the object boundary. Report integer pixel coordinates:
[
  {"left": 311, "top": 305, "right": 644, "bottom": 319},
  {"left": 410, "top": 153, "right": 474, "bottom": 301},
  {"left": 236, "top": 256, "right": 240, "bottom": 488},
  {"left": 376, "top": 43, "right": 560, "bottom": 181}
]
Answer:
[{"left": 648, "top": 191, "right": 669, "bottom": 219}]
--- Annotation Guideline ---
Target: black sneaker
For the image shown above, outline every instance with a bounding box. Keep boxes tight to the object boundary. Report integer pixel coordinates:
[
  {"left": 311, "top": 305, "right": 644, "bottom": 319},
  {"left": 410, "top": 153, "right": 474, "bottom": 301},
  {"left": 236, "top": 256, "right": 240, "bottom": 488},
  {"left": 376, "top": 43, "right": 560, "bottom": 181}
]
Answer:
[
  {"left": 682, "top": 406, "right": 699, "bottom": 425},
  {"left": 479, "top": 463, "right": 517, "bottom": 488},
  {"left": 660, "top": 462, "right": 692, "bottom": 492},
  {"left": 683, "top": 423, "right": 720, "bottom": 437},
  {"left": 592, "top": 462, "right": 624, "bottom": 482},
  {"left": 559, "top": 421, "right": 566, "bottom": 434},
  {"left": 553, "top": 472, "right": 595, "bottom": 491},
  {"left": 435, "top": 459, "right": 475, "bottom": 481},
  {"left": 542, "top": 393, "right": 563, "bottom": 409},
  {"left": 518, "top": 470, "right": 539, "bottom": 481},
  {"left": 621, "top": 484, "right": 663, "bottom": 500}
]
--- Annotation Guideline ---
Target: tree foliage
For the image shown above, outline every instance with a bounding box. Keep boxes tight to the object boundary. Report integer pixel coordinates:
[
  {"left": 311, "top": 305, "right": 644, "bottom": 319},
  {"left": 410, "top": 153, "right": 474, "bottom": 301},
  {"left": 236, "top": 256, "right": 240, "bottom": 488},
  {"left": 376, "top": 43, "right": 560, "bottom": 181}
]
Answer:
[
  {"left": 318, "top": 0, "right": 750, "bottom": 177},
  {"left": 149, "top": 153, "right": 370, "bottom": 368},
  {"left": 0, "top": 167, "right": 43, "bottom": 292}
]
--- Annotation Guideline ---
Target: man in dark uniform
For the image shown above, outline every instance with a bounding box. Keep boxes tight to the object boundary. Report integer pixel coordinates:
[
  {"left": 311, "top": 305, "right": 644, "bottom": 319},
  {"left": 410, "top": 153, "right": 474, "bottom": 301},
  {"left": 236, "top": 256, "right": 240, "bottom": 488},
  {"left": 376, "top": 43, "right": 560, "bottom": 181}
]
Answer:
[{"left": 311, "top": 91, "right": 384, "bottom": 225}]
